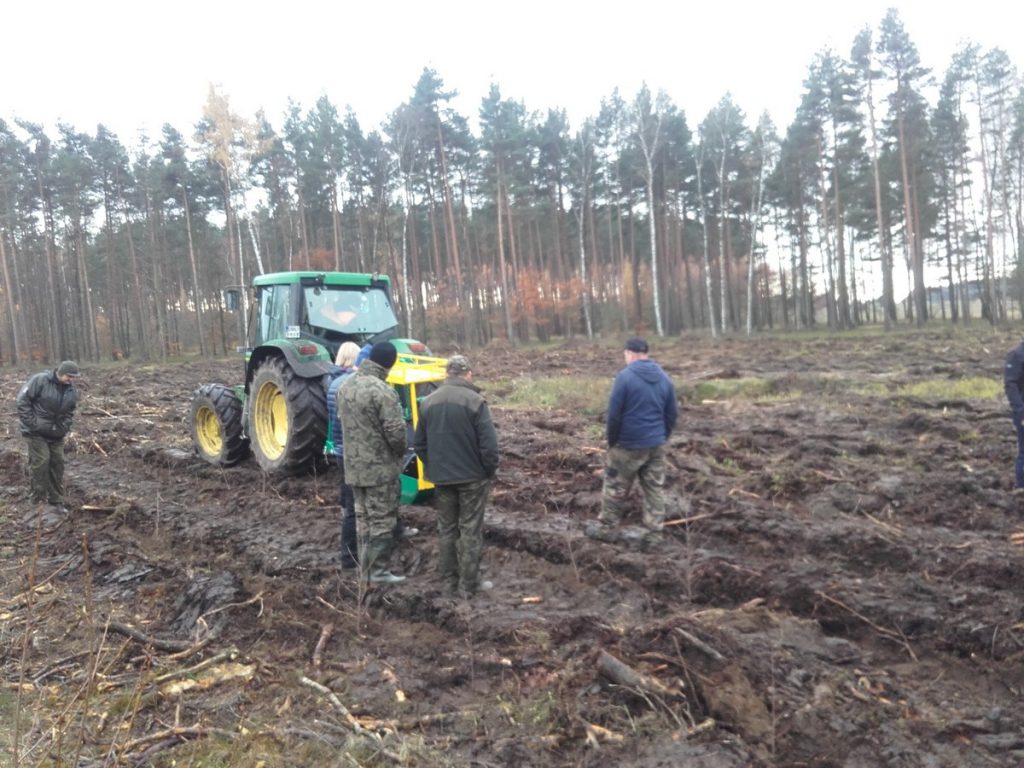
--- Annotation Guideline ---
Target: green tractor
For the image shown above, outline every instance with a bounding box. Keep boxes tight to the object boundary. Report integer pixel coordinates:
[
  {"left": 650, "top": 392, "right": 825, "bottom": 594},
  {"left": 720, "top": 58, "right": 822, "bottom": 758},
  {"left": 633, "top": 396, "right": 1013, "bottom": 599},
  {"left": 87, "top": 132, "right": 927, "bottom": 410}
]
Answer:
[{"left": 190, "top": 271, "right": 446, "bottom": 503}]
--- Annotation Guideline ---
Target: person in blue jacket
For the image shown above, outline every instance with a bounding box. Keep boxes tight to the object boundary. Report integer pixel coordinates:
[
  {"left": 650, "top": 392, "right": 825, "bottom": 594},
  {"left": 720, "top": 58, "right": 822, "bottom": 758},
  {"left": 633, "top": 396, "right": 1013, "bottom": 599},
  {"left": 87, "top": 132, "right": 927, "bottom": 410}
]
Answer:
[
  {"left": 326, "top": 342, "right": 416, "bottom": 570},
  {"left": 1004, "top": 339, "right": 1024, "bottom": 488},
  {"left": 597, "top": 338, "right": 677, "bottom": 531},
  {"left": 325, "top": 342, "right": 363, "bottom": 567}
]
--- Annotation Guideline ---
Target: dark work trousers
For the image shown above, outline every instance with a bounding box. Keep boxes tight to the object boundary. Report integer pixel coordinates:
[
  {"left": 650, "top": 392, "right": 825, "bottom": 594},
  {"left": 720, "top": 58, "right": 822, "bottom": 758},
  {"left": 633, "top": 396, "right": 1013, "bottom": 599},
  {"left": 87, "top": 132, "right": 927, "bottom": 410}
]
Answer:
[
  {"left": 435, "top": 478, "right": 491, "bottom": 594},
  {"left": 334, "top": 456, "right": 358, "bottom": 567},
  {"left": 1014, "top": 415, "right": 1024, "bottom": 489},
  {"left": 25, "top": 435, "right": 65, "bottom": 504}
]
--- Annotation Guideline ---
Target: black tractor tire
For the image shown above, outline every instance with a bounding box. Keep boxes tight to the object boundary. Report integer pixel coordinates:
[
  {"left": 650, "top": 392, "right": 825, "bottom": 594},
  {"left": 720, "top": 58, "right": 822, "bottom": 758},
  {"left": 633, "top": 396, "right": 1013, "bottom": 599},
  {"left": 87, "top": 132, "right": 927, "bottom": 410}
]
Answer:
[
  {"left": 248, "top": 356, "right": 328, "bottom": 474},
  {"left": 190, "top": 383, "right": 250, "bottom": 466}
]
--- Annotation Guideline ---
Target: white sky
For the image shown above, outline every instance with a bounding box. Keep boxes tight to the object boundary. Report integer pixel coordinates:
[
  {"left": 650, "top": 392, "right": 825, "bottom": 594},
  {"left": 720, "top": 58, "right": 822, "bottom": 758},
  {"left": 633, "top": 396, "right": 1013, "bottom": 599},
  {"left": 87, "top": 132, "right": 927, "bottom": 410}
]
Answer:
[{"left": 5, "top": 0, "right": 1023, "bottom": 146}]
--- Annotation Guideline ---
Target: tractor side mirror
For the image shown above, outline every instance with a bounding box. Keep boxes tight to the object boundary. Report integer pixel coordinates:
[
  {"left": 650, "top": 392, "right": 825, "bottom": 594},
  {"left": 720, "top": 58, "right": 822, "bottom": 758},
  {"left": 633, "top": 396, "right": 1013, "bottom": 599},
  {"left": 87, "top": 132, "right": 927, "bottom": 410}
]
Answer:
[{"left": 224, "top": 289, "right": 241, "bottom": 311}]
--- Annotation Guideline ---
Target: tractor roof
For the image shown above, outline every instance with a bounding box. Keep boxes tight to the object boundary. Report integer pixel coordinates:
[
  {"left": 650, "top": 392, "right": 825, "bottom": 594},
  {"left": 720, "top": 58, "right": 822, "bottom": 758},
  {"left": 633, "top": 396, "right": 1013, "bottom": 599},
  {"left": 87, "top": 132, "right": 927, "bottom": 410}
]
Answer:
[{"left": 253, "top": 271, "right": 391, "bottom": 287}]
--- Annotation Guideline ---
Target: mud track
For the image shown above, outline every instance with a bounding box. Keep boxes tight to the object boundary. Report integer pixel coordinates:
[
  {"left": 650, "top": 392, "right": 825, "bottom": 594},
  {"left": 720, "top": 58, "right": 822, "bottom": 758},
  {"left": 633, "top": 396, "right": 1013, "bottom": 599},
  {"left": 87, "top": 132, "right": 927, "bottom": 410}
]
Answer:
[{"left": 3, "top": 328, "right": 1024, "bottom": 766}]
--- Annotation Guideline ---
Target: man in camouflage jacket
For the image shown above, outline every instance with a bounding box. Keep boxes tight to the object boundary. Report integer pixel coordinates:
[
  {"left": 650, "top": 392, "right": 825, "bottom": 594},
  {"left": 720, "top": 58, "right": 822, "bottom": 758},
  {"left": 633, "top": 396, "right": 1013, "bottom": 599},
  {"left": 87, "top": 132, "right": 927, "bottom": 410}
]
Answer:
[{"left": 338, "top": 342, "right": 408, "bottom": 583}]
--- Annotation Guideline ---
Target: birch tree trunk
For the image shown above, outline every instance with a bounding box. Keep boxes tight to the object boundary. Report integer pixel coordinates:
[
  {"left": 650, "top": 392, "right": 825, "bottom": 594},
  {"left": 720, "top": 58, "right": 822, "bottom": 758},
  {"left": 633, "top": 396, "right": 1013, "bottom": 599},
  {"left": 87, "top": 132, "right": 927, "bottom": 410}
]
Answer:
[
  {"left": 746, "top": 130, "right": 767, "bottom": 336},
  {"left": 496, "top": 166, "right": 515, "bottom": 343},
  {"left": 635, "top": 99, "right": 664, "bottom": 337},
  {"left": 717, "top": 141, "right": 729, "bottom": 334},
  {"left": 182, "top": 189, "right": 207, "bottom": 357},
  {"left": 696, "top": 149, "right": 717, "bottom": 337}
]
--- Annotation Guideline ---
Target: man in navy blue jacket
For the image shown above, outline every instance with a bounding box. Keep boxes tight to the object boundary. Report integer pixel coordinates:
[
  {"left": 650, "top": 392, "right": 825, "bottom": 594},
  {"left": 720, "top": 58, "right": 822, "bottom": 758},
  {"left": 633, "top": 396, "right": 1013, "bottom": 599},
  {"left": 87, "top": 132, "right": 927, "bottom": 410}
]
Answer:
[
  {"left": 597, "top": 338, "right": 678, "bottom": 531},
  {"left": 1004, "top": 339, "right": 1024, "bottom": 488}
]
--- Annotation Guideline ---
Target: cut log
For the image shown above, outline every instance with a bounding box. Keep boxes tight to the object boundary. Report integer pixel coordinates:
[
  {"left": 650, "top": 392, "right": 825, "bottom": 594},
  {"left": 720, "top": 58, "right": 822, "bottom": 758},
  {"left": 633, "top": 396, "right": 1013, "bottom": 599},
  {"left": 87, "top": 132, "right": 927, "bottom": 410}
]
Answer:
[{"left": 596, "top": 650, "right": 682, "bottom": 697}]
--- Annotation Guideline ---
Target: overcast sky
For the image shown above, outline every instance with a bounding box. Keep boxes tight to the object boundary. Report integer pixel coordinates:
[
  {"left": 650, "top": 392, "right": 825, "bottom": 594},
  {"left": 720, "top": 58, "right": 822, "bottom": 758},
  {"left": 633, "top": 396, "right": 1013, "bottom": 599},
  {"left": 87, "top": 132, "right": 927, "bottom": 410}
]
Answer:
[{"left": 5, "top": 0, "right": 1022, "bottom": 144}]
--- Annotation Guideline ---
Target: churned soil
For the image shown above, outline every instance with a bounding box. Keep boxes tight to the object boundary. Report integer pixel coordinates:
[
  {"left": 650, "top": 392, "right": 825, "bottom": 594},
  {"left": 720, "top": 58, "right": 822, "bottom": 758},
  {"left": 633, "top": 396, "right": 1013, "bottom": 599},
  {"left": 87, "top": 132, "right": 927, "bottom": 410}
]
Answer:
[{"left": 2, "top": 327, "right": 1024, "bottom": 767}]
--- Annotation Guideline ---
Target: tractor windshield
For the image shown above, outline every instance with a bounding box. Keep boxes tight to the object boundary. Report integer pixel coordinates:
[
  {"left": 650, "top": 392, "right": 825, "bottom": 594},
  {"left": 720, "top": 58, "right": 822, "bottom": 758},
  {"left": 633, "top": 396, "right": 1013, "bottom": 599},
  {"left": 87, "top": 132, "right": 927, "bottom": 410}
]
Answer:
[{"left": 303, "top": 285, "right": 399, "bottom": 342}]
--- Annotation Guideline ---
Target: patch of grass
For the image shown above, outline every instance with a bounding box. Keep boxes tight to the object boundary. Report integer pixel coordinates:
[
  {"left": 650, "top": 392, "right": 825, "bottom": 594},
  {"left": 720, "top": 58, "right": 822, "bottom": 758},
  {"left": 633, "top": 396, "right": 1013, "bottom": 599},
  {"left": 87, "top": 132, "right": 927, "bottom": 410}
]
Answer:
[
  {"left": 491, "top": 375, "right": 610, "bottom": 414},
  {"left": 850, "top": 382, "right": 892, "bottom": 397},
  {"left": 0, "top": 690, "right": 19, "bottom": 752},
  {"left": 897, "top": 377, "right": 1001, "bottom": 401},
  {"left": 499, "top": 690, "right": 559, "bottom": 733},
  {"left": 692, "top": 378, "right": 775, "bottom": 402}
]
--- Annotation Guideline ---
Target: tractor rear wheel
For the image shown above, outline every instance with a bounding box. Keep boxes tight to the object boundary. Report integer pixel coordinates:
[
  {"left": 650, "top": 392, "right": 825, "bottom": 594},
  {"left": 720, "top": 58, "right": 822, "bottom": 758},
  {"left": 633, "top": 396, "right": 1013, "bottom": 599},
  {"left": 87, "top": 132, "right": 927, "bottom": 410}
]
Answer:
[
  {"left": 249, "top": 356, "right": 327, "bottom": 474},
  {"left": 190, "top": 383, "right": 250, "bottom": 466}
]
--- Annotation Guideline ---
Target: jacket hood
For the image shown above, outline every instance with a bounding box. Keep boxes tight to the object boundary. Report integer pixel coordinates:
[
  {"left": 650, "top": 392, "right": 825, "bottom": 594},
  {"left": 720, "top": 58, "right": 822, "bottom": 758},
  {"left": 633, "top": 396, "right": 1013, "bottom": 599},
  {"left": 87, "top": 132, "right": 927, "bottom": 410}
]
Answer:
[{"left": 628, "top": 358, "right": 665, "bottom": 384}]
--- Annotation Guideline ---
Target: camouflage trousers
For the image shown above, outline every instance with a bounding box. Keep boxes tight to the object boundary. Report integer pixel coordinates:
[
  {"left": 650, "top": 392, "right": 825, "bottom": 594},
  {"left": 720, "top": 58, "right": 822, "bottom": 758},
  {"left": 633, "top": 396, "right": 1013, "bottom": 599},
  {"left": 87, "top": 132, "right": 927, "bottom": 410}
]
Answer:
[
  {"left": 434, "top": 479, "right": 491, "bottom": 594},
  {"left": 25, "top": 436, "right": 65, "bottom": 504},
  {"left": 353, "top": 476, "right": 400, "bottom": 541},
  {"left": 599, "top": 444, "right": 666, "bottom": 530}
]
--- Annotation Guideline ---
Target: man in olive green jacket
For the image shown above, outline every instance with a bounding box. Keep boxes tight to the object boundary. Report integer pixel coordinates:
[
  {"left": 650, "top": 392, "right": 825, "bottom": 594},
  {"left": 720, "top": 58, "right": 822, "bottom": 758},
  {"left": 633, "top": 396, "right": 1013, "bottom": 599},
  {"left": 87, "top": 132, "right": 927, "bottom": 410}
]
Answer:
[
  {"left": 414, "top": 355, "right": 499, "bottom": 596},
  {"left": 338, "top": 342, "right": 408, "bottom": 584}
]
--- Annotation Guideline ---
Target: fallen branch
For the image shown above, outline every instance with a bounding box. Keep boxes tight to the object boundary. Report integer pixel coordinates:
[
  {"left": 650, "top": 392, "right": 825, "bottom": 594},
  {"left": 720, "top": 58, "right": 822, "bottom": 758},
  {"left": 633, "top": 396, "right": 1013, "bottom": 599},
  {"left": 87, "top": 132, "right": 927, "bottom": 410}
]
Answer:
[
  {"left": 862, "top": 511, "right": 904, "bottom": 537},
  {"left": 685, "top": 717, "right": 716, "bottom": 737},
  {"left": 119, "top": 725, "right": 237, "bottom": 755},
  {"left": 31, "top": 650, "right": 92, "bottom": 684},
  {"left": 815, "top": 591, "right": 917, "bottom": 661},
  {"left": 107, "top": 621, "right": 192, "bottom": 652},
  {"left": 664, "top": 513, "right": 715, "bottom": 527},
  {"left": 199, "top": 591, "right": 265, "bottom": 621},
  {"left": 153, "top": 647, "right": 240, "bottom": 685},
  {"left": 394, "top": 709, "right": 483, "bottom": 729},
  {"left": 162, "top": 636, "right": 213, "bottom": 662},
  {"left": 812, "top": 468, "right": 845, "bottom": 482},
  {"left": 726, "top": 488, "right": 762, "bottom": 500},
  {"left": 2, "top": 557, "right": 75, "bottom": 606},
  {"left": 312, "top": 623, "right": 334, "bottom": 670},
  {"left": 596, "top": 650, "right": 682, "bottom": 697},
  {"left": 673, "top": 627, "right": 726, "bottom": 663},
  {"left": 299, "top": 675, "right": 364, "bottom": 732},
  {"left": 581, "top": 717, "right": 624, "bottom": 747}
]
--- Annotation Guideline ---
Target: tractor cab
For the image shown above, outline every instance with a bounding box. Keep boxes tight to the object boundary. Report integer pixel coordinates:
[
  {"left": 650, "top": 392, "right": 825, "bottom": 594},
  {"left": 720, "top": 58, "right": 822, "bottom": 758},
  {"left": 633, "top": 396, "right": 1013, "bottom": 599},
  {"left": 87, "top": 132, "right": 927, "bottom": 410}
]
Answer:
[{"left": 250, "top": 273, "right": 400, "bottom": 359}]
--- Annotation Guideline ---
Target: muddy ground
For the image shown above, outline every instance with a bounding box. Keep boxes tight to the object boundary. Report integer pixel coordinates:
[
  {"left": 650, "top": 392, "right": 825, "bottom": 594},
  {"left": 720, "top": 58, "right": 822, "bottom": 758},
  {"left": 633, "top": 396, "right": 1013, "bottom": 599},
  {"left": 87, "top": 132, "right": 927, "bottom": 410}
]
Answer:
[{"left": 2, "top": 327, "right": 1024, "bottom": 767}]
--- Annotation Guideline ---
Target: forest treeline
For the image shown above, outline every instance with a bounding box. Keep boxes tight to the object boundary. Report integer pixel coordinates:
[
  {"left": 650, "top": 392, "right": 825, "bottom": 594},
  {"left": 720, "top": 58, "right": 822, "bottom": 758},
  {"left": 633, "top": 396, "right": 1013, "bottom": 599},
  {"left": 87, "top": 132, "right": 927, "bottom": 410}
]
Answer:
[{"left": 1, "top": 8, "right": 1023, "bottom": 364}]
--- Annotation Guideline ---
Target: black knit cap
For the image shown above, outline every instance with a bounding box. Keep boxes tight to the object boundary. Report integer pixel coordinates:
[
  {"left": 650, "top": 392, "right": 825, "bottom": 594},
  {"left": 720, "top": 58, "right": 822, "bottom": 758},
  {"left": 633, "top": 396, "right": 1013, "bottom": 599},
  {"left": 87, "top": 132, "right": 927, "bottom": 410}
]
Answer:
[
  {"left": 369, "top": 341, "right": 398, "bottom": 370},
  {"left": 57, "top": 360, "right": 81, "bottom": 377},
  {"left": 624, "top": 337, "right": 649, "bottom": 353}
]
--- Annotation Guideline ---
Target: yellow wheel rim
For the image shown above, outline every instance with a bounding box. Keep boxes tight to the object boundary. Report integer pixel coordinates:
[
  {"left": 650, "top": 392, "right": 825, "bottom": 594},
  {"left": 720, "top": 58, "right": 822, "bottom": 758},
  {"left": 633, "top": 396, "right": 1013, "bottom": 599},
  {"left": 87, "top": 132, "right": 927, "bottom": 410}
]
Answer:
[
  {"left": 194, "top": 405, "right": 223, "bottom": 457},
  {"left": 253, "top": 379, "right": 287, "bottom": 461}
]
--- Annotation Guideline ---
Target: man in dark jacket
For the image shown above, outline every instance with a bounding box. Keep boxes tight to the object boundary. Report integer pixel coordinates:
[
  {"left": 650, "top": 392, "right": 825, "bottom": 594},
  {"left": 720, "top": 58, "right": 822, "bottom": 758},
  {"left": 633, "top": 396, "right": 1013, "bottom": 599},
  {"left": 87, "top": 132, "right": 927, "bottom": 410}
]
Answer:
[
  {"left": 597, "top": 338, "right": 677, "bottom": 531},
  {"left": 414, "top": 355, "right": 499, "bottom": 596},
  {"left": 338, "top": 342, "right": 408, "bottom": 584},
  {"left": 17, "top": 361, "right": 81, "bottom": 507},
  {"left": 1004, "top": 340, "right": 1024, "bottom": 488}
]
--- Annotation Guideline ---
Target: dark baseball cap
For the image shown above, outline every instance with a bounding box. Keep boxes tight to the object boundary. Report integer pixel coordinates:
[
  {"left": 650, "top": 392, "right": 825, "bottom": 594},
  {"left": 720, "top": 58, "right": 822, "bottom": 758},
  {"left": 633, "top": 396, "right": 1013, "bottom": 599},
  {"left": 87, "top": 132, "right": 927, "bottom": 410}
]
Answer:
[{"left": 624, "top": 337, "right": 649, "bottom": 353}]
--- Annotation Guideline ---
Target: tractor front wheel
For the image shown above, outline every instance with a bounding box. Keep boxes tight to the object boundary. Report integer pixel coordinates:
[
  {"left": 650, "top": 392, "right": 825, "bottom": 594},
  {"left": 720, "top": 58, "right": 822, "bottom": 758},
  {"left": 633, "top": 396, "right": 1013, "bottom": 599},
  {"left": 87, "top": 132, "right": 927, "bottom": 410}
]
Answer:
[
  {"left": 190, "top": 383, "right": 250, "bottom": 466},
  {"left": 249, "top": 356, "right": 327, "bottom": 474}
]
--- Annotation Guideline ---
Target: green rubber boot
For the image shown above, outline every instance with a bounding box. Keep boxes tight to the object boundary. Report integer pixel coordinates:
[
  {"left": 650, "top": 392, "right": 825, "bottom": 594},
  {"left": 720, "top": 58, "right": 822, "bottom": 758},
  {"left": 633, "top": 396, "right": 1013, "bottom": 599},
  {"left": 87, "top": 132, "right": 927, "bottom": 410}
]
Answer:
[{"left": 366, "top": 536, "right": 406, "bottom": 584}]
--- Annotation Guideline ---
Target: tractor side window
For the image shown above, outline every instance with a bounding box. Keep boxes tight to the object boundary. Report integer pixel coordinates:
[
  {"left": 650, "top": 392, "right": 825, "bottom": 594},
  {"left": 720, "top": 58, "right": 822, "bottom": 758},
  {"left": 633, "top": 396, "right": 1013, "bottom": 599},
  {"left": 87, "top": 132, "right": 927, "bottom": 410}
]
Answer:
[
  {"left": 257, "top": 285, "right": 291, "bottom": 344},
  {"left": 394, "top": 383, "right": 412, "bottom": 422}
]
